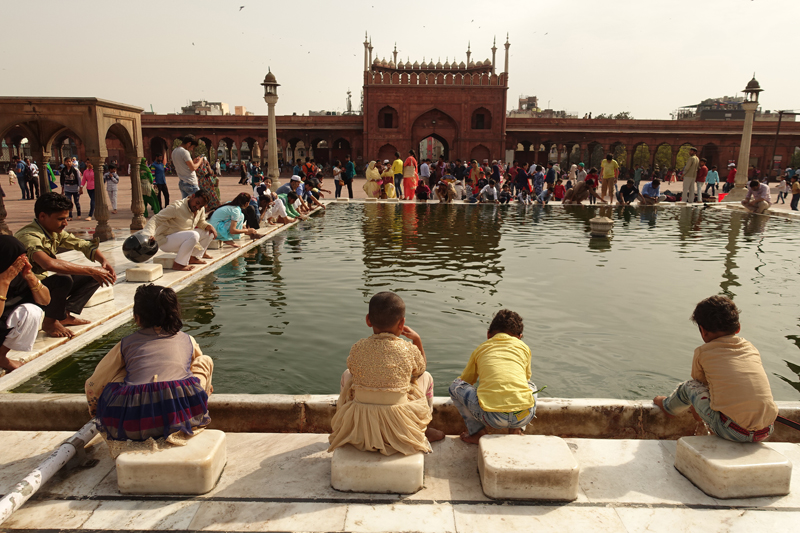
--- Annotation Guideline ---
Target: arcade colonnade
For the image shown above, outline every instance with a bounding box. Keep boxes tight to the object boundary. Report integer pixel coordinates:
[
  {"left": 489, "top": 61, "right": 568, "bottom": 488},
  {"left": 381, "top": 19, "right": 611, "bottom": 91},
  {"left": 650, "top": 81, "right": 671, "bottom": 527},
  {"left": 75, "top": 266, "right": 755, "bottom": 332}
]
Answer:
[{"left": 0, "top": 97, "right": 146, "bottom": 240}]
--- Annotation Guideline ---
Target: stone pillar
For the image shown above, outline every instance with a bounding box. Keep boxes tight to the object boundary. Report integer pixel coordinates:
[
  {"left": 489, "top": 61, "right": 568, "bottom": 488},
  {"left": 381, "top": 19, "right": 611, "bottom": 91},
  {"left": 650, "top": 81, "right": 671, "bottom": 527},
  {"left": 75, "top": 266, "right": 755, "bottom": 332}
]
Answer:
[
  {"left": 92, "top": 156, "right": 114, "bottom": 242},
  {"left": 671, "top": 146, "right": 680, "bottom": 170},
  {"left": 0, "top": 189, "right": 10, "bottom": 234},
  {"left": 39, "top": 149, "right": 51, "bottom": 194},
  {"left": 129, "top": 157, "right": 145, "bottom": 230},
  {"left": 724, "top": 101, "right": 758, "bottom": 202},
  {"left": 267, "top": 102, "right": 280, "bottom": 187}
]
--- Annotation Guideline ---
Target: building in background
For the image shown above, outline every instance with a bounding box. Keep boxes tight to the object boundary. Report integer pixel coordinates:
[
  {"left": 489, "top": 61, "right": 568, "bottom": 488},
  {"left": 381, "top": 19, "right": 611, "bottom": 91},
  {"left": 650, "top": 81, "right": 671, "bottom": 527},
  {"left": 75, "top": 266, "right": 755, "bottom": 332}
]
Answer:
[{"left": 181, "top": 100, "right": 229, "bottom": 116}]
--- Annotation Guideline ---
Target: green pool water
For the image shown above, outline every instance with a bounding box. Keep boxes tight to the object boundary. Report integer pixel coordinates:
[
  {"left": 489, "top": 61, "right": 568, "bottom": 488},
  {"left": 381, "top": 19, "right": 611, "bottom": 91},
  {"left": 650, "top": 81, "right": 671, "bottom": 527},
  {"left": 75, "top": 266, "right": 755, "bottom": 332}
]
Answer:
[{"left": 14, "top": 203, "right": 800, "bottom": 400}]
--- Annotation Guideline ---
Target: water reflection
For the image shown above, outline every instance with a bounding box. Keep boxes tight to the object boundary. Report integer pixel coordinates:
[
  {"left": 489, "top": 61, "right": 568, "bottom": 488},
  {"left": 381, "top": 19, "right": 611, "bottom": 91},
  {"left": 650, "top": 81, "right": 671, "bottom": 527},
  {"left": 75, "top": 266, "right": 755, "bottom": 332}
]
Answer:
[
  {"left": 360, "top": 203, "right": 505, "bottom": 293},
  {"left": 779, "top": 322, "right": 800, "bottom": 394}
]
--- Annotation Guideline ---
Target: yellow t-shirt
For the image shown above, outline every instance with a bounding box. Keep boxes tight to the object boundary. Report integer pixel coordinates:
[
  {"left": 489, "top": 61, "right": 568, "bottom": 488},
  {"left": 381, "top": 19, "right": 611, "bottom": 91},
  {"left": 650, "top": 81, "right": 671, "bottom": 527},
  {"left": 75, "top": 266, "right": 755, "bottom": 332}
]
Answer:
[
  {"left": 458, "top": 333, "right": 535, "bottom": 412},
  {"left": 691, "top": 335, "right": 778, "bottom": 430},
  {"left": 600, "top": 159, "right": 619, "bottom": 180},
  {"left": 392, "top": 159, "right": 404, "bottom": 176},
  {"left": 792, "top": 181, "right": 800, "bottom": 194}
]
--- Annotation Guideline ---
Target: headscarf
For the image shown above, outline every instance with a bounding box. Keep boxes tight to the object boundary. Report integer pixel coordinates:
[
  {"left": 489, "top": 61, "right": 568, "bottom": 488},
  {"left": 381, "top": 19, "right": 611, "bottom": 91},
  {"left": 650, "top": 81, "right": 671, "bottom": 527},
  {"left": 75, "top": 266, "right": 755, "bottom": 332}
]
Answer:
[
  {"left": 0, "top": 235, "right": 30, "bottom": 302},
  {"left": 366, "top": 161, "right": 381, "bottom": 181}
]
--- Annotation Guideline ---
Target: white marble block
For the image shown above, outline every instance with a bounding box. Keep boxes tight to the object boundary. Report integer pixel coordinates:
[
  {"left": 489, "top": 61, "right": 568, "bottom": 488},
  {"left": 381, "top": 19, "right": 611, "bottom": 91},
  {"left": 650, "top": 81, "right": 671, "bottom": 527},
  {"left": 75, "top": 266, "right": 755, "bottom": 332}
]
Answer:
[
  {"left": 336, "top": 197, "right": 349, "bottom": 202},
  {"left": 364, "top": 198, "right": 377, "bottom": 202},
  {"left": 386, "top": 198, "right": 399, "bottom": 203},
  {"left": 478, "top": 435, "right": 580, "bottom": 501},
  {"left": 331, "top": 444, "right": 424, "bottom": 494},
  {"left": 207, "top": 239, "right": 223, "bottom": 250},
  {"left": 674, "top": 436, "right": 792, "bottom": 499},
  {"left": 125, "top": 263, "right": 163, "bottom": 283},
  {"left": 84, "top": 285, "right": 114, "bottom": 308},
  {"left": 153, "top": 254, "right": 177, "bottom": 269},
  {"left": 116, "top": 430, "right": 227, "bottom": 495}
]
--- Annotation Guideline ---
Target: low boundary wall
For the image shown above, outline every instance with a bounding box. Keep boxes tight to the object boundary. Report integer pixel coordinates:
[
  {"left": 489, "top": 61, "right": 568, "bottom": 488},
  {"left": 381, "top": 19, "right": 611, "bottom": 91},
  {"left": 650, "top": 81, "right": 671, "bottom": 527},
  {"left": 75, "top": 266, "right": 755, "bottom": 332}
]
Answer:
[{"left": 1, "top": 394, "right": 798, "bottom": 442}]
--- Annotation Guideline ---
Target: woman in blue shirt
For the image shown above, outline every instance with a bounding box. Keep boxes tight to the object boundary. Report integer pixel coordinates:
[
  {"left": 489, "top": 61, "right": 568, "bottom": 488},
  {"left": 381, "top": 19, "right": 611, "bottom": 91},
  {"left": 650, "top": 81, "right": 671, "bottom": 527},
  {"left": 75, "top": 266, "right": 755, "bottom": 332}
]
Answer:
[{"left": 208, "top": 193, "right": 257, "bottom": 247}]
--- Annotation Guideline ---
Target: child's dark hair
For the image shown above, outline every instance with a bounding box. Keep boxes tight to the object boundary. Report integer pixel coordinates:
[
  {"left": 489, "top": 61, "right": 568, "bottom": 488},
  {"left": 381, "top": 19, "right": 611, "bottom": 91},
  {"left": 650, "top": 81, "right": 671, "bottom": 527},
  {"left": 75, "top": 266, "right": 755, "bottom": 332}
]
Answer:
[
  {"left": 368, "top": 291, "right": 405, "bottom": 330},
  {"left": 488, "top": 309, "right": 524, "bottom": 337},
  {"left": 133, "top": 284, "right": 183, "bottom": 335},
  {"left": 691, "top": 295, "right": 739, "bottom": 335},
  {"left": 35, "top": 192, "right": 73, "bottom": 217}
]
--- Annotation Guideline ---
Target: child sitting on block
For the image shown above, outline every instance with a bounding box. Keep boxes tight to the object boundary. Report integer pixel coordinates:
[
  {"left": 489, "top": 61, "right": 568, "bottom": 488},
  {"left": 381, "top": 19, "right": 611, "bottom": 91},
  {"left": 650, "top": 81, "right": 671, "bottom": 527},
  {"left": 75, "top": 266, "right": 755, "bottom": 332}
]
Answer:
[
  {"left": 654, "top": 295, "right": 778, "bottom": 442},
  {"left": 449, "top": 309, "right": 538, "bottom": 444},
  {"left": 328, "top": 292, "right": 445, "bottom": 456}
]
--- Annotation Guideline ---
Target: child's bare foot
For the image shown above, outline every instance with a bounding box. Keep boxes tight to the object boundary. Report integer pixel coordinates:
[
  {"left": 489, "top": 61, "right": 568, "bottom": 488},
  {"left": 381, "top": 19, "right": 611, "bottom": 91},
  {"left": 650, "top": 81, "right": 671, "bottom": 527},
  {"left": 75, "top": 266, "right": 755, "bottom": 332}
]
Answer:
[
  {"left": 202, "top": 253, "right": 213, "bottom": 259},
  {"left": 425, "top": 427, "right": 445, "bottom": 442},
  {"left": 43, "top": 318, "right": 75, "bottom": 338},
  {"left": 172, "top": 262, "right": 194, "bottom": 271},
  {"left": 459, "top": 429, "right": 487, "bottom": 445},
  {"left": 653, "top": 396, "right": 675, "bottom": 418},
  {"left": 223, "top": 241, "right": 239, "bottom": 248},
  {"left": 188, "top": 257, "right": 207, "bottom": 265},
  {"left": 508, "top": 428, "right": 525, "bottom": 436}
]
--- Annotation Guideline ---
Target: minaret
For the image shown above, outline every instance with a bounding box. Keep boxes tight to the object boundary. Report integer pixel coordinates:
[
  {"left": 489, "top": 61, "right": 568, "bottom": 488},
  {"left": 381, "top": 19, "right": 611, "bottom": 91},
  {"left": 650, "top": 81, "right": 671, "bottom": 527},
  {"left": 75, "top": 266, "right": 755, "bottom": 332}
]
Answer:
[
  {"left": 368, "top": 37, "right": 373, "bottom": 68},
  {"left": 504, "top": 34, "right": 510, "bottom": 74},
  {"left": 393, "top": 43, "right": 398, "bottom": 65},
  {"left": 363, "top": 32, "right": 369, "bottom": 72},
  {"left": 466, "top": 42, "right": 471, "bottom": 64},
  {"left": 491, "top": 36, "right": 497, "bottom": 75}
]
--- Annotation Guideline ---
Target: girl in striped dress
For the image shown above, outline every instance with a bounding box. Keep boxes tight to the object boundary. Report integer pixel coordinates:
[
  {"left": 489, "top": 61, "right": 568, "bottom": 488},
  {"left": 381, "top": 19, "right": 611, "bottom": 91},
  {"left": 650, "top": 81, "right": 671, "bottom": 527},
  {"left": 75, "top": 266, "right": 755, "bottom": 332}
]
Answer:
[{"left": 85, "top": 284, "right": 213, "bottom": 454}]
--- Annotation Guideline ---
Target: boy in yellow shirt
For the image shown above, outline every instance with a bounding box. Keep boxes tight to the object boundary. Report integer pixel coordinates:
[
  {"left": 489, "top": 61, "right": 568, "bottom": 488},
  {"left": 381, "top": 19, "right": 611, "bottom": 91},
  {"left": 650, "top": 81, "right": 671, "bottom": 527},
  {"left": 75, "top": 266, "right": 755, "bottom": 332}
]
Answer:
[
  {"left": 654, "top": 295, "right": 778, "bottom": 442},
  {"left": 449, "top": 309, "right": 538, "bottom": 444},
  {"left": 391, "top": 151, "right": 404, "bottom": 199}
]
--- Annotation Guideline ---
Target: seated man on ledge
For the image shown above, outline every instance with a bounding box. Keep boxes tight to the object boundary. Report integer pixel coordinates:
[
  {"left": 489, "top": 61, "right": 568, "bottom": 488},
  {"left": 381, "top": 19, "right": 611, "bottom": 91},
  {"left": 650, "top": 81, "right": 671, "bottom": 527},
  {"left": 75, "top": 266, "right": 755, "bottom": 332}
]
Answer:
[
  {"left": 742, "top": 179, "right": 772, "bottom": 214},
  {"left": 638, "top": 178, "right": 666, "bottom": 205},
  {"left": 654, "top": 296, "right": 778, "bottom": 442},
  {"left": 140, "top": 190, "right": 217, "bottom": 272},
  {"left": 14, "top": 193, "right": 116, "bottom": 338},
  {"left": 616, "top": 179, "right": 640, "bottom": 206}
]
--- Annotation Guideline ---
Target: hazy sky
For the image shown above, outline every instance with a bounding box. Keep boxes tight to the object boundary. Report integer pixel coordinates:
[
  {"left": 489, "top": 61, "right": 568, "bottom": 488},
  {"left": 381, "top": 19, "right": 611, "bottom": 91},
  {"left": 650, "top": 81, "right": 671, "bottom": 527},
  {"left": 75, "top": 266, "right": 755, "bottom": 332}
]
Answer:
[{"left": 2, "top": 0, "right": 797, "bottom": 119}]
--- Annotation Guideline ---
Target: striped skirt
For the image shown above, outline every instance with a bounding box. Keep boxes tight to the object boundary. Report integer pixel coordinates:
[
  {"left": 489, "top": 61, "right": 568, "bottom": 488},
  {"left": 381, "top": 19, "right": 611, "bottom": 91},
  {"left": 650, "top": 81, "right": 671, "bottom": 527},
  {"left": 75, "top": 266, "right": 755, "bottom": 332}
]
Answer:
[{"left": 95, "top": 378, "right": 210, "bottom": 441}]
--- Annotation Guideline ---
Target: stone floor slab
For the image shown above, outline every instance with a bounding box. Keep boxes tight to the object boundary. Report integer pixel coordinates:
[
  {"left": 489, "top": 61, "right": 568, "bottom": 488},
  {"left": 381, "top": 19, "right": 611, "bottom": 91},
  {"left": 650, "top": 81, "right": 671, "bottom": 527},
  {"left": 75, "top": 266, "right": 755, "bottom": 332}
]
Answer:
[
  {"left": 79, "top": 500, "right": 201, "bottom": 530},
  {"left": 344, "top": 503, "right": 455, "bottom": 533},
  {"left": 453, "top": 503, "right": 628, "bottom": 533},
  {"left": 188, "top": 501, "right": 347, "bottom": 532},
  {"left": 0, "top": 499, "right": 99, "bottom": 530},
  {"left": 614, "top": 507, "right": 800, "bottom": 533}
]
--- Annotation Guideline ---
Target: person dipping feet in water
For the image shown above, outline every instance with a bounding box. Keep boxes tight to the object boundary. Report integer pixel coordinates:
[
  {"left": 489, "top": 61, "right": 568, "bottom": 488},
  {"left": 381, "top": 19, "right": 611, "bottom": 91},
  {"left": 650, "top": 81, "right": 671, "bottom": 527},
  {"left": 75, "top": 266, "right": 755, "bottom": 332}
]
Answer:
[
  {"left": 85, "top": 284, "right": 214, "bottom": 455},
  {"left": 0, "top": 236, "right": 51, "bottom": 372},
  {"left": 14, "top": 193, "right": 115, "bottom": 338},
  {"left": 140, "top": 190, "right": 217, "bottom": 271},
  {"left": 328, "top": 291, "right": 445, "bottom": 456},
  {"left": 654, "top": 296, "right": 778, "bottom": 442},
  {"left": 449, "top": 309, "right": 539, "bottom": 444}
]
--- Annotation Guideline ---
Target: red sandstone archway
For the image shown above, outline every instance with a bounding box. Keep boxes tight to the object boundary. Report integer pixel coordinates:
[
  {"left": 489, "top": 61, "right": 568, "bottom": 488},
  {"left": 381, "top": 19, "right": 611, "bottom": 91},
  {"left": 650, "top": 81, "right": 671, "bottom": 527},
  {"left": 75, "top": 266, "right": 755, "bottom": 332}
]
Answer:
[
  {"left": 377, "top": 143, "right": 398, "bottom": 163},
  {"left": 411, "top": 108, "right": 457, "bottom": 160},
  {"left": 470, "top": 144, "right": 490, "bottom": 163}
]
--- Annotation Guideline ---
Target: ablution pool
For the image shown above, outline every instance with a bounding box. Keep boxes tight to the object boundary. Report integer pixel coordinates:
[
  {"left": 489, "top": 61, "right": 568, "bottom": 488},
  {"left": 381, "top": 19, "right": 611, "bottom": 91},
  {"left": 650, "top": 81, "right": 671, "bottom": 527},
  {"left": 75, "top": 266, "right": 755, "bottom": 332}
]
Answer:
[{"left": 14, "top": 203, "right": 800, "bottom": 400}]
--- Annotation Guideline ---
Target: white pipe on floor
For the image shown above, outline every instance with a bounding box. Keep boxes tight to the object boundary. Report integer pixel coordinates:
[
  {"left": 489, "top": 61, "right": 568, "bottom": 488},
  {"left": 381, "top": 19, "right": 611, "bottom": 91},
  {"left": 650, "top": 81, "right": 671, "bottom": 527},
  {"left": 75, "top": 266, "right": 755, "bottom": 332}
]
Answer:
[{"left": 0, "top": 420, "right": 97, "bottom": 525}]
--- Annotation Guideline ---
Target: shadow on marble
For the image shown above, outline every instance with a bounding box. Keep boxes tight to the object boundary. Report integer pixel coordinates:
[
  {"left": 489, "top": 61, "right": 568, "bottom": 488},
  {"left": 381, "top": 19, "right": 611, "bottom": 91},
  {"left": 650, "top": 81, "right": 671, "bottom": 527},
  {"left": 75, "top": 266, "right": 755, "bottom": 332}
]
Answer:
[
  {"left": 567, "top": 438, "right": 718, "bottom": 505},
  {"left": 80, "top": 500, "right": 201, "bottom": 530},
  {"left": 0, "top": 431, "right": 70, "bottom": 494}
]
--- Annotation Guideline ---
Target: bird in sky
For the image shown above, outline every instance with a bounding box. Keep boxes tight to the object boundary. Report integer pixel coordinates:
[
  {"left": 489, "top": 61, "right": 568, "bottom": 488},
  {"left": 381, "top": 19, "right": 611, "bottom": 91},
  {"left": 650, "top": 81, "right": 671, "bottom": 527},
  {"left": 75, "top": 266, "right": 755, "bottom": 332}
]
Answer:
[{"left": 239, "top": 6, "right": 245, "bottom": 11}]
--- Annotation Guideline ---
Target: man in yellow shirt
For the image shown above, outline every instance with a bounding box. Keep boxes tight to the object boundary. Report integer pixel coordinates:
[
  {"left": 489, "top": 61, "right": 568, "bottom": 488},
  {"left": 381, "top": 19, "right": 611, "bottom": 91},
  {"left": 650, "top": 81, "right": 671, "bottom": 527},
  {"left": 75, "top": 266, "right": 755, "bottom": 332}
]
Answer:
[
  {"left": 654, "top": 295, "right": 778, "bottom": 442},
  {"left": 391, "top": 151, "right": 404, "bottom": 199},
  {"left": 600, "top": 154, "right": 619, "bottom": 205},
  {"left": 449, "top": 309, "right": 538, "bottom": 444}
]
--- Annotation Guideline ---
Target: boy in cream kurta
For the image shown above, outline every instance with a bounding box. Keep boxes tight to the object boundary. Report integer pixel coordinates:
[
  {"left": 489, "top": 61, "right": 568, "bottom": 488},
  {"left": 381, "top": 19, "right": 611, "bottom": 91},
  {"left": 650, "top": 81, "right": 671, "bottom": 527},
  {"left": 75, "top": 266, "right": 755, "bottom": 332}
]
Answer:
[
  {"left": 327, "top": 292, "right": 444, "bottom": 456},
  {"left": 655, "top": 295, "right": 778, "bottom": 442}
]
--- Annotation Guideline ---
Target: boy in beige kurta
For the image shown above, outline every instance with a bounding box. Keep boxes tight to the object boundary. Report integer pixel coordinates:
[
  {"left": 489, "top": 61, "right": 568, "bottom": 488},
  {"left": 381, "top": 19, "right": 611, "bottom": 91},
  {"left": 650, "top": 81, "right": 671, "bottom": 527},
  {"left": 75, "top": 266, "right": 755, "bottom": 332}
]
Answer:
[
  {"left": 654, "top": 295, "right": 778, "bottom": 442},
  {"left": 328, "top": 292, "right": 444, "bottom": 456}
]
